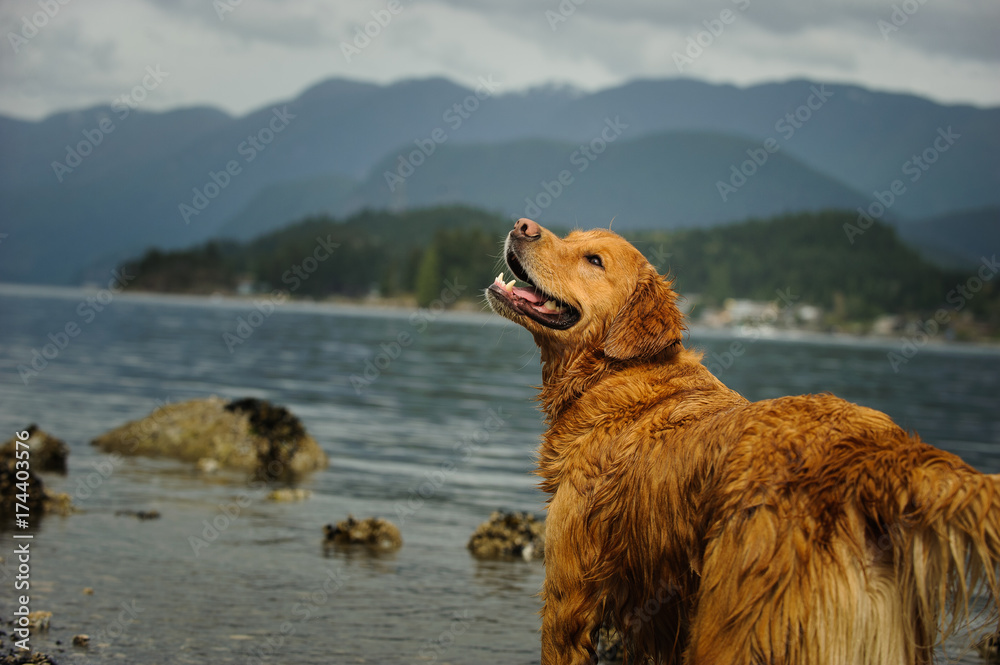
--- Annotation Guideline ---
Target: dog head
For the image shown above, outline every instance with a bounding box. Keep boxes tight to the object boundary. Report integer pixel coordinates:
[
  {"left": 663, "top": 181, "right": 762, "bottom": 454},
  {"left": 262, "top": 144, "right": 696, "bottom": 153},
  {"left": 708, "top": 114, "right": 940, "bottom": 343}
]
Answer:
[{"left": 486, "top": 218, "right": 684, "bottom": 361}]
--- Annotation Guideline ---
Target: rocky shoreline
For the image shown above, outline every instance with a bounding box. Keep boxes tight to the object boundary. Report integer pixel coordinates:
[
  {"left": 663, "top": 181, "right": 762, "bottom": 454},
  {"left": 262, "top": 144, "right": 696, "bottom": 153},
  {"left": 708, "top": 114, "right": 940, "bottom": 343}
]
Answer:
[{"left": 4, "top": 399, "right": 996, "bottom": 665}]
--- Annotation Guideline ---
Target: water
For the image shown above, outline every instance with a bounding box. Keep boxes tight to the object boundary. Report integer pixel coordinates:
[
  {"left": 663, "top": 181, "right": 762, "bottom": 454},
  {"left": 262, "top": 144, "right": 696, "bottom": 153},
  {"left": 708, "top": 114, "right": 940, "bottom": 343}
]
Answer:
[{"left": 0, "top": 285, "right": 998, "bottom": 664}]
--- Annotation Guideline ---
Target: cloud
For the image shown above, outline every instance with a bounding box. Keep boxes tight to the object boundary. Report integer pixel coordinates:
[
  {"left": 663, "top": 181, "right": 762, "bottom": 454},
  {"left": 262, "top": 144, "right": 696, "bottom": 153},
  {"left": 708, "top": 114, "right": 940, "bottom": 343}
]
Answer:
[
  {"left": 145, "top": 0, "right": 331, "bottom": 48},
  {"left": 438, "top": 0, "right": 1000, "bottom": 62},
  {"left": 0, "top": 0, "right": 997, "bottom": 120}
]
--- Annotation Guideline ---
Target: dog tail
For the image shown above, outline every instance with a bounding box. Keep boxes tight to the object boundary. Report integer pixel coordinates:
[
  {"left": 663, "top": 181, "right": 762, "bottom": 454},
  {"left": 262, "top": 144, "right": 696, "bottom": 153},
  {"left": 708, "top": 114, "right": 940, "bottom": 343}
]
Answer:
[{"left": 882, "top": 442, "right": 1000, "bottom": 653}]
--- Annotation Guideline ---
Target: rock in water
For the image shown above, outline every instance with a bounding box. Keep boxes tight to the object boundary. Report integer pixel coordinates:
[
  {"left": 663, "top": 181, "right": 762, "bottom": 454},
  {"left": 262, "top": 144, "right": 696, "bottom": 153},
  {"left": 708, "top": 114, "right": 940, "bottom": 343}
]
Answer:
[
  {"left": 225, "top": 398, "right": 314, "bottom": 479},
  {"left": 0, "top": 650, "right": 60, "bottom": 664},
  {"left": 44, "top": 492, "right": 75, "bottom": 516},
  {"left": 0, "top": 435, "right": 75, "bottom": 529},
  {"left": 115, "top": 509, "right": 161, "bottom": 520},
  {"left": 225, "top": 397, "right": 306, "bottom": 442},
  {"left": 467, "top": 510, "right": 545, "bottom": 561},
  {"left": 323, "top": 515, "right": 402, "bottom": 552},
  {"left": 266, "top": 488, "right": 312, "bottom": 502},
  {"left": 594, "top": 624, "right": 624, "bottom": 665},
  {"left": 25, "top": 611, "right": 51, "bottom": 632},
  {"left": 91, "top": 397, "right": 327, "bottom": 479},
  {"left": 976, "top": 632, "right": 1000, "bottom": 662},
  {"left": 0, "top": 457, "right": 46, "bottom": 530},
  {"left": 0, "top": 425, "right": 68, "bottom": 473}
]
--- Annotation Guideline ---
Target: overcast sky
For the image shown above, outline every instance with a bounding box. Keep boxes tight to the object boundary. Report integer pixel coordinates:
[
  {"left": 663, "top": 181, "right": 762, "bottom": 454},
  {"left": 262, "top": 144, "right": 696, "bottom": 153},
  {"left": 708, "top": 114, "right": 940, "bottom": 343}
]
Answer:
[{"left": 2, "top": 0, "right": 998, "bottom": 120}]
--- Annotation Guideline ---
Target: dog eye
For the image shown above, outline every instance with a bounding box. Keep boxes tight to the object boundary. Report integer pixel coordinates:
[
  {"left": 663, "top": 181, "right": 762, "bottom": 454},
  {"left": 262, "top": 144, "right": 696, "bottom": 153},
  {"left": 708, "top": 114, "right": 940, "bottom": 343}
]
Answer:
[{"left": 585, "top": 255, "right": 604, "bottom": 269}]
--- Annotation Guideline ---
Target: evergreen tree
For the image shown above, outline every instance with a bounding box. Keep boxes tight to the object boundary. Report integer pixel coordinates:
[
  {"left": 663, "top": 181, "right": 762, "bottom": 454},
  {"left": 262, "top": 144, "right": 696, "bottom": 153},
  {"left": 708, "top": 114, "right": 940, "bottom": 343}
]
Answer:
[{"left": 415, "top": 243, "right": 442, "bottom": 307}]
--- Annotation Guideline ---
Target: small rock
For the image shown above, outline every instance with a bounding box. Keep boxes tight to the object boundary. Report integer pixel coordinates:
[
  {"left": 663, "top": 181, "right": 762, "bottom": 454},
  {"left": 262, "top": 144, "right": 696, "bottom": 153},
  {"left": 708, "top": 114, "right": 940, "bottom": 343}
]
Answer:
[
  {"left": 266, "top": 488, "right": 312, "bottom": 502},
  {"left": 27, "top": 611, "right": 51, "bottom": 632},
  {"left": 323, "top": 515, "right": 402, "bottom": 552},
  {"left": 82, "top": 587, "right": 94, "bottom": 595},
  {"left": 44, "top": 492, "right": 75, "bottom": 516},
  {"left": 467, "top": 510, "right": 545, "bottom": 561},
  {"left": 976, "top": 632, "right": 1000, "bottom": 662},
  {"left": 115, "top": 510, "right": 161, "bottom": 520},
  {"left": 0, "top": 425, "right": 69, "bottom": 473},
  {"left": 0, "top": 445, "right": 75, "bottom": 528},
  {"left": 0, "top": 649, "right": 60, "bottom": 664},
  {"left": 0, "top": 457, "right": 46, "bottom": 529},
  {"left": 71, "top": 635, "right": 89, "bottom": 648},
  {"left": 197, "top": 457, "right": 220, "bottom": 473},
  {"left": 594, "top": 624, "right": 624, "bottom": 664}
]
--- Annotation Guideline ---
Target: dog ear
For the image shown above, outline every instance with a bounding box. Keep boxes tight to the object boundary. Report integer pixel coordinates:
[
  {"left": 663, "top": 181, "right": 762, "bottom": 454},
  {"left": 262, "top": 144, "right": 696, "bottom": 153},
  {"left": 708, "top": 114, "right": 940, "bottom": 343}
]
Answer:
[{"left": 604, "top": 270, "right": 684, "bottom": 360}]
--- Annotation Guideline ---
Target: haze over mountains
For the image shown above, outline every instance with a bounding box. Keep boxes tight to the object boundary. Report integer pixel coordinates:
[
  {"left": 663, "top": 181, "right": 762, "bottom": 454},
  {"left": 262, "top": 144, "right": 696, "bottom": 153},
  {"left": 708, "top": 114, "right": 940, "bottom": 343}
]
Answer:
[{"left": 0, "top": 76, "right": 997, "bottom": 284}]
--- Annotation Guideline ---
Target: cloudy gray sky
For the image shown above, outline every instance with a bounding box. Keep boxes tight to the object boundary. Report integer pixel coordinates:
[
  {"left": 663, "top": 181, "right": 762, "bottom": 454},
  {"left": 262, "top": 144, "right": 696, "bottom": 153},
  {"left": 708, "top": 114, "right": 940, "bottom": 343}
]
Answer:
[{"left": 2, "top": 0, "right": 998, "bottom": 120}]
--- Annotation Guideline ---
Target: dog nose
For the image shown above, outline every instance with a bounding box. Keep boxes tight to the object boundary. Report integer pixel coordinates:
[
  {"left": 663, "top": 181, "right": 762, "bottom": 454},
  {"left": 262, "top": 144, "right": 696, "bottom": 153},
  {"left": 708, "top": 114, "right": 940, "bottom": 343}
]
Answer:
[{"left": 513, "top": 218, "right": 542, "bottom": 241}]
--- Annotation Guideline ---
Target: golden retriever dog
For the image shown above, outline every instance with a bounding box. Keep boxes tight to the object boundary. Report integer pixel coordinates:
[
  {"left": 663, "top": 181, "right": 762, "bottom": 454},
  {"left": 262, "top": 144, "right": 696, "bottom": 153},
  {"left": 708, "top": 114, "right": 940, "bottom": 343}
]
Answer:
[{"left": 485, "top": 218, "right": 1000, "bottom": 665}]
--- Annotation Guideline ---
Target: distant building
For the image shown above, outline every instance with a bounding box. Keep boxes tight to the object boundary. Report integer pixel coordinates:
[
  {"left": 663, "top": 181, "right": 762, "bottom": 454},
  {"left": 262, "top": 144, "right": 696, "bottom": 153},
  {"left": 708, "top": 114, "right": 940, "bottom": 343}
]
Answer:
[{"left": 236, "top": 278, "right": 255, "bottom": 296}]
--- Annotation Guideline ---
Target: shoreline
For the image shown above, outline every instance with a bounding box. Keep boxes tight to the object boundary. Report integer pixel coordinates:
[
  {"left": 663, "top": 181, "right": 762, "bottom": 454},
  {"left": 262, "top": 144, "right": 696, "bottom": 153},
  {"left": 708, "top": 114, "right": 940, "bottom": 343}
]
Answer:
[{"left": 2, "top": 281, "right": 998, "bottom": 352}]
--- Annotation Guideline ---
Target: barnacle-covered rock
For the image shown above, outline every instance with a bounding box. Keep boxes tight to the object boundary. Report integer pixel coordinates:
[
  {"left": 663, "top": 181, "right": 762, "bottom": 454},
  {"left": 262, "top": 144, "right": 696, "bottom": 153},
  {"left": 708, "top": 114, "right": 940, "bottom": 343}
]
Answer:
[
  {"left": 0, "top": 425, "right": 68, "bottom": 473},
  {"left": 467, "top": 510, "right": 545, "bottom": 561},
  {"left": 91, "top": 397, "right": 327, "bottom": 479},
  {"left": 323, "top": 515, "right": 402, "bottom": 552}
]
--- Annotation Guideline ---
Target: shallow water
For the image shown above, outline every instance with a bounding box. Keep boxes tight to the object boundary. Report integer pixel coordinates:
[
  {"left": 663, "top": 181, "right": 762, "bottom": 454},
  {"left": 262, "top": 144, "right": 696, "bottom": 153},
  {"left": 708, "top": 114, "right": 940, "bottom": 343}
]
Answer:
[{"left": 0, "top": 285, "right": 998, "bottom": 663}]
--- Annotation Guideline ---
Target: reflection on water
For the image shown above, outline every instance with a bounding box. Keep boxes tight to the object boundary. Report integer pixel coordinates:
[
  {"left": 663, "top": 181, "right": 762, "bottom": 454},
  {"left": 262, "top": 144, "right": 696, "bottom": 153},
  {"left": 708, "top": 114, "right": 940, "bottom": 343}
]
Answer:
[{"left": 0, "top": 287, "right": 997, "bottom": 663}]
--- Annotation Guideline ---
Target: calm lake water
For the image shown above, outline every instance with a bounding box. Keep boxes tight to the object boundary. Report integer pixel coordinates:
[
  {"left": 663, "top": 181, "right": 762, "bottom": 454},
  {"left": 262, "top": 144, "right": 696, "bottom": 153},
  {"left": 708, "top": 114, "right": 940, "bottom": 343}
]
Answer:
[{"left": 1, "top": 285, "right": 998, "bottom": 664}]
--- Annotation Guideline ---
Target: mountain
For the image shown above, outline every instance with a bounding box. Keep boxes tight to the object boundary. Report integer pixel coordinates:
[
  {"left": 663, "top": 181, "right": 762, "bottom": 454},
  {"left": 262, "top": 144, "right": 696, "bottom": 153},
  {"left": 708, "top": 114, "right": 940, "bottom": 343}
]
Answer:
[
  {"left": 0, "top": 76, "right": 997, "bottom": 284},
  {"left": 893, "top": 207, "right": 1000, "bottom": 269},
  {"left": 215, "top": 132, "right": 868, "bottom": 241},
  {"left": 352, "top": 132, "right": 869, "bottom": 231},
  {"left": 215, "top": 174, "right": 359, "bottom": 241},
  {"left": 539, "top": 79, "right": 999, "bottom": 217}
]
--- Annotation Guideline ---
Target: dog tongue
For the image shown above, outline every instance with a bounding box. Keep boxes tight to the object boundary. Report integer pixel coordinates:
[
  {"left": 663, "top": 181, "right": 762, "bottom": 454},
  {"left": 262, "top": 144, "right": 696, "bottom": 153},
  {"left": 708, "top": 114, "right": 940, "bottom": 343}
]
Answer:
[{"left": 512, "top": 286, "right": 544, "bottom": 304}]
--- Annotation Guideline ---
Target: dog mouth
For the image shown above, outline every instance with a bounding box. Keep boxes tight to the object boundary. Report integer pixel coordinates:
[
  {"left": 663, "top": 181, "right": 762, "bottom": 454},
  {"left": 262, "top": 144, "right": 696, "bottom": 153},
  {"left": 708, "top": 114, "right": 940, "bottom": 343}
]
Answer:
[{"left": 486, "top": 250, "right": 581, "bottom": 330}]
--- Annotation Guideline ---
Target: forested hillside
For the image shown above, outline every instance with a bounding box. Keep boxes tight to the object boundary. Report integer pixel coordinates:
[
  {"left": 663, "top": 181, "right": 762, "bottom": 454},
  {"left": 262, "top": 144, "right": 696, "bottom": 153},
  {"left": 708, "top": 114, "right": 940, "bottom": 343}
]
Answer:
[
  {"left": 122, "top": 206, "right": 999, "bottom": 334},
  {"left": 632, "top": 210, "right": 995, "bottom": 322},
  {"left": 124, "top": 206, "right": 509, "bottom": 306}
]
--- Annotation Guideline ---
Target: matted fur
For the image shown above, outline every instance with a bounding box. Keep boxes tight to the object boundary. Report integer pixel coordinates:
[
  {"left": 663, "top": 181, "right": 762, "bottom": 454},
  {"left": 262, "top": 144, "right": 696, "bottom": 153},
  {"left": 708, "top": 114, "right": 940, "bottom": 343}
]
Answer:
[{"left": 485, "top": 219, "right": 1000, "bottom": 665}]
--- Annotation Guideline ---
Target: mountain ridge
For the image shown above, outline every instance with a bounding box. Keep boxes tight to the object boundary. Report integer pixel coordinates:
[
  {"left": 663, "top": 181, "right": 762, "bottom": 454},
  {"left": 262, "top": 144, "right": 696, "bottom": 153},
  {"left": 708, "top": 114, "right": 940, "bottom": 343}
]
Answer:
[{"left": 1, "top": 75, "right": 996, "bottom": 284}]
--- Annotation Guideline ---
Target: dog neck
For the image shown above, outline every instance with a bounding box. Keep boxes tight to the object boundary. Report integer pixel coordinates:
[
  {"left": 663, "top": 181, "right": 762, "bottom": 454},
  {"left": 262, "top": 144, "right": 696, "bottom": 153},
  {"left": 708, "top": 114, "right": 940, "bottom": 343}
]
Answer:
[
  {"left": 536, "top": 342, "right": 683, "bottom": 423},
  {"left": 537, "top": 346, "right": 606, "bottom": 422}
]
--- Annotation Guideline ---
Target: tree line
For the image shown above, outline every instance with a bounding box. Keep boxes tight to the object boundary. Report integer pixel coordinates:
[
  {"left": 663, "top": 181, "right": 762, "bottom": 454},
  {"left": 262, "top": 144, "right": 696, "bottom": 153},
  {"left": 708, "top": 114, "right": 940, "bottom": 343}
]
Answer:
[{"left": 121, "top": 206, "right": 998, "bottom": 333}]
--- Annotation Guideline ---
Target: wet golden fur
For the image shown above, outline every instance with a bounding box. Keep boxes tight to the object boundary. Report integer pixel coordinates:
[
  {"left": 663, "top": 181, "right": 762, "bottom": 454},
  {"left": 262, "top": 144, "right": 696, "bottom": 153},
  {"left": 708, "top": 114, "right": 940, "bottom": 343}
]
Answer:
[{"left": 486, "top": 219, "right": 1000, "bottom": 664}]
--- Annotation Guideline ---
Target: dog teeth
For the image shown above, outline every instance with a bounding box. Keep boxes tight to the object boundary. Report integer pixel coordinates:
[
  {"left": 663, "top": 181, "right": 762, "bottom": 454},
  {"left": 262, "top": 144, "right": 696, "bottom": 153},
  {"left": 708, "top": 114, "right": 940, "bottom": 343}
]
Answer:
[
  {"left": 544, "top": 300, "right": 563, "bottom": 312},
  {"left": 494, "top": 273, "right": 515, "bottom": 293}
]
